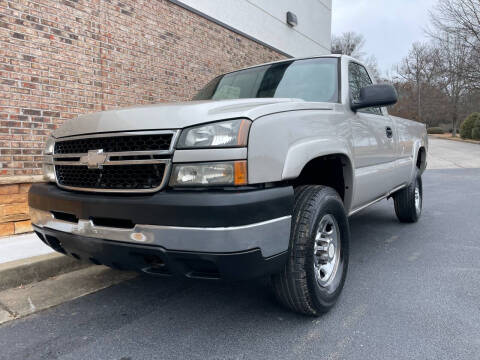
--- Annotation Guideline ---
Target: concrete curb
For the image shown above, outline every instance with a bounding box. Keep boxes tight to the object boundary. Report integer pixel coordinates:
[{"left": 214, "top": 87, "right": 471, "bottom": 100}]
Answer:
[
  {"left": 429, "top": 134, "right": 480, "bottom": 145},
  {"left": 0, "top": 253, "right": 90, "bottom": 292},
  {"left": 0, "top": 266, "right": 137, "bottom": 325}
]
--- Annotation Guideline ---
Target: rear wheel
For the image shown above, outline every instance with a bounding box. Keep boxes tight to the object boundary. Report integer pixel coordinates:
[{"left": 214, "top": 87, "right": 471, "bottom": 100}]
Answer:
[
  {"left": 272, "top": 185, "right": 350, "bottom": 316},
  {"left": 393, "top": 171, "right": 423, "bottom": 223}
]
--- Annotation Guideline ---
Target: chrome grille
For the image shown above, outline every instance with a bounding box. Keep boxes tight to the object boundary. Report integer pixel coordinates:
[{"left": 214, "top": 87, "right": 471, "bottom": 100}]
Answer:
[
  {"left": 54, "top": 133, "right": 172, "bottom": 154},
  {"left": 52, "top": 130, "right": 179, "bottom": 193},
  {"left": 55, "top": 164, "right": 167, "bottom": 190}
]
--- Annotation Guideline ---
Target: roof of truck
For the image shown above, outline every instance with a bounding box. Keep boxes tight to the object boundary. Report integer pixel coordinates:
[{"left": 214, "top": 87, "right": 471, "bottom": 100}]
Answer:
[{"left": 228, "top": 54, "right": 356, "bottom": 75}]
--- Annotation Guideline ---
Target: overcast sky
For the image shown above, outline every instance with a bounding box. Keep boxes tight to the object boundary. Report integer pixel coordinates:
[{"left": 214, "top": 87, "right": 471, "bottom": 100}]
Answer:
[{"left": 331, "top": 0, "right": 438, "bottom": 75}]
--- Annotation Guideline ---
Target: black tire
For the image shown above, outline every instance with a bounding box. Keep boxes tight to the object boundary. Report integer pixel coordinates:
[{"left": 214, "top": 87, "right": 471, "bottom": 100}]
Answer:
[
  {"left": 393, "top": 170, "right": 423, "bottom": 223},
  {"left": 272, "top": 185, "right": 350, "bottom": 316}
]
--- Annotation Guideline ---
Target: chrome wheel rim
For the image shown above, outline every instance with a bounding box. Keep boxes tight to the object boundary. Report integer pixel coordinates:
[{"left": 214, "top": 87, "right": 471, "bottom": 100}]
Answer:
[
  {"left": 415, "top": 185, "right": 422, "bottom": 214},
  {"left": 313, "top": 214, "right": 341, "bottom": 287}
]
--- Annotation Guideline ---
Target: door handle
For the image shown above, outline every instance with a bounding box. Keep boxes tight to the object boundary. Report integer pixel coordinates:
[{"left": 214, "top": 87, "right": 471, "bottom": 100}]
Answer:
[{"left": 385, "top": 126, "right": 393, "bottom": 138}]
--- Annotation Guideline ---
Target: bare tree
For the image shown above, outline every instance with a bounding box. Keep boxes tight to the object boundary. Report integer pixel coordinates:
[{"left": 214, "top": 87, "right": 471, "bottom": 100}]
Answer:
[
  {"left": 391, "top": 0, "right": 480, "bottom": 131},
  {"left": 331, "top": 32, "right": 381, "bottom": 80},
  {"left": 434, "top": 32, "right": 472, "bottom": 135},
  {"left": 331, "top": 32, "right": 366, "bottom": 58},
  {"left": 390, "top": 80, "right": 449, "bottom": 128},
  {"left": 429, "top": 0, "right": 480, "bottom": 87},
  {"left": 430, "top": 0, "right": 480, "bottom": 46},
  {"left": 363, "top": 55, "right": 381, "bottom": 82},
  {"left": 395, "top": 43, "right": 438, "bottom": 123},
  {"left": 428, "top": 0, "right": 479, "bottom": 133}
]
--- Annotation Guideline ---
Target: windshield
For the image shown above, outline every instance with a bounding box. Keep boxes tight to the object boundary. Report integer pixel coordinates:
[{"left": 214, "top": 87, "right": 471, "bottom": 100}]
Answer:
[{"left": 193, "top": 57, "right": 339, "bottom": 103}]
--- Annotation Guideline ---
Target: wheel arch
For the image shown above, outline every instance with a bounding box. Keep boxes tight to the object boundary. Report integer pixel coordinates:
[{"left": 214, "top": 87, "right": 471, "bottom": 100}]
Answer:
[
  {"left": 282, "top": 143, "right": 354, "bottom": 211},
  {"left": 416, "top": 146, "right": 427, "bottom": 173}
]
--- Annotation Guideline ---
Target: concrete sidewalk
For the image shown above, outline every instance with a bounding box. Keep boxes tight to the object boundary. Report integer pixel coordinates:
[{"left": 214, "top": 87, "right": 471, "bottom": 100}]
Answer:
[
  {"left": 0, "top": 232, "right": 53, "bottom": 264},
  {"left": 428, "top": 137, "right": 480, "bottom": 169},
  {"left": 0, "top": 232, "right": 89, "bottom": 292}
]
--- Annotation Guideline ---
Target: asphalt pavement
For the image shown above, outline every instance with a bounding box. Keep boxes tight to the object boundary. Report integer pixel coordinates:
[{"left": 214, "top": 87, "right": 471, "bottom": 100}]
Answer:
[
  {"left": 0, "top": 167, "right": 479, "bottom": 360},
  {"left": 0, "top": 138, "right": 479, "bottom": 360}
]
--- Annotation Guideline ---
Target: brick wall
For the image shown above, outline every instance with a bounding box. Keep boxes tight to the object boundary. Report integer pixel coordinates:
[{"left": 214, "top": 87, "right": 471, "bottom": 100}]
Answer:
[
  {"left": 0, "top": 182, "right": 32, "bottom": 236},
  {"left": 0, "top": 0, "right": 284, "bottom": 176},
  {"left": 0, "top": 0, "right": 284, "bottom": 236}
]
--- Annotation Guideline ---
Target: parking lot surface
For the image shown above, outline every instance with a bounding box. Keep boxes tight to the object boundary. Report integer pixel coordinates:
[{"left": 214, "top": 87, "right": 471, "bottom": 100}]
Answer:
[{"left": 0, "top": 167, "right": 479, "bottom": 360}]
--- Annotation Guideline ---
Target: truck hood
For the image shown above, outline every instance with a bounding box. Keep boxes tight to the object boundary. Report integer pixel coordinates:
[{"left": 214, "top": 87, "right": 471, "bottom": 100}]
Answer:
[{"left": 53, "top": 98, "right": 334, "bottom": 138}]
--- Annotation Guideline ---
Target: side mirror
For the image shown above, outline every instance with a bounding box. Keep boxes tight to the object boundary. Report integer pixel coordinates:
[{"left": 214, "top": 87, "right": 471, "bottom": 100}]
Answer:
[{"left": 351, "top": 84, "right": 398, "bottom": 112}]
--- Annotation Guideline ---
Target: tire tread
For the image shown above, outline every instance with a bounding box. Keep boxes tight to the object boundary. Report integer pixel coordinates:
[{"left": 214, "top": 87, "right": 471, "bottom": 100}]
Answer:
[
  {"left": 394, "top": 172, "right": 422, "bottom": 223},
  {"left": 272, "top": 185, "right": 347, "bottom": 316}
]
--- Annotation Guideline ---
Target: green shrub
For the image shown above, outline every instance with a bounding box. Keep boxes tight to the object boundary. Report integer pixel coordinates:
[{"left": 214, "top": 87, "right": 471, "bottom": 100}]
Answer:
[
  {"left": 472, "top": 127, "right": 480, "bottom": 140},
  {"left": 427, "top": 127, "right": 444, "bottom": 134},
  {"left": 472, "top": 119, "right": 480, "bottom": 140},
  {"left": 460, "top": 113, "right": 480, "bottom": 139}
]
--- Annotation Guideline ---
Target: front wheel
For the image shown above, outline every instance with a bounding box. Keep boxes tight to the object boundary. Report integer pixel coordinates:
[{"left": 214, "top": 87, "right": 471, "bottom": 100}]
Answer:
[
  {"left": 393, "top": 171, "right": 423, "bottom": 223},
  {"left": 272, "top": 185, "right": 350, "bottom": 316}
]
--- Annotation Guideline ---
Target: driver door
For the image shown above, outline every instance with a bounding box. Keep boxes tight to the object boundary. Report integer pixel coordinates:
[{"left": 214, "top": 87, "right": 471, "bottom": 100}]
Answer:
[{"left": 349, "top": 62, "right": 397, "bottom": 209}]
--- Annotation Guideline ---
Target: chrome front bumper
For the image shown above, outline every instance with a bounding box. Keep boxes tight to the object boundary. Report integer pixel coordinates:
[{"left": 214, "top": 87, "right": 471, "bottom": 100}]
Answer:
[{"left": 30, "top": 208, "right": 291, "bottom": 258}]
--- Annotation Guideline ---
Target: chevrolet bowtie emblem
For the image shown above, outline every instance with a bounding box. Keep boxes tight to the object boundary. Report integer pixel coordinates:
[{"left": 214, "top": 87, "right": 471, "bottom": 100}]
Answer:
[{"left": 81, "top": 149, "right": 107, "bottom": 169}]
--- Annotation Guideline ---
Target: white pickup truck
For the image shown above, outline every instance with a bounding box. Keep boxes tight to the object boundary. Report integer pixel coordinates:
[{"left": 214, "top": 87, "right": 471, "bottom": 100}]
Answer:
[{"left": 29, "top": 55, "right": 428, "bottom": 316}]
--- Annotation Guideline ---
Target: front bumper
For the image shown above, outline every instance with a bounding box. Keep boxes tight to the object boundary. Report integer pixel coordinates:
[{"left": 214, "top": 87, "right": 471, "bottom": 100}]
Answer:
[
  {"left": 29, "top": 184, "right": 293, "bottom": 280},
  {"left": 33, "top": 227, "right": 288, "bottom": 280}
]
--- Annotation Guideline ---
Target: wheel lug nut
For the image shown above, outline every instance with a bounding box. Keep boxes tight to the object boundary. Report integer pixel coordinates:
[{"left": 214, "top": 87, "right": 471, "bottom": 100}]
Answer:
[
  {"left": 316, "top": 240, "right": 328, "bottom": 247},
  {"left": 317, "top": 252, "right": 329, "bottom": 264}
]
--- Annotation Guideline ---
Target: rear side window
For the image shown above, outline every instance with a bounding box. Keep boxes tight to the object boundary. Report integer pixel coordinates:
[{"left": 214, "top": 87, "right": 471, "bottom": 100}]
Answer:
[{"left": 348, "top": 62, "right": 382, "bottom": 115}]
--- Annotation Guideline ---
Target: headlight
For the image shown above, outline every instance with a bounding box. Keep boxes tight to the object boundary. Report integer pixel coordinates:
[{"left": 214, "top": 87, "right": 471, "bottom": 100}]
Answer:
[
  {"left": 43, "top": 137, "right": 55, "bottom": 182},
  {"left": 177, "top": 119, "right": 251, "bottom": 149},
  {"left": 169, "top": 161, "right": 247, "bottom": 187}
]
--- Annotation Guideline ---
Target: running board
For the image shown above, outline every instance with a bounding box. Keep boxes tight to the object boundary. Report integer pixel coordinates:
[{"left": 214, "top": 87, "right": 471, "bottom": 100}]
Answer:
[{"left": 348, "top": 184, "right": 407, "bottom": 216}]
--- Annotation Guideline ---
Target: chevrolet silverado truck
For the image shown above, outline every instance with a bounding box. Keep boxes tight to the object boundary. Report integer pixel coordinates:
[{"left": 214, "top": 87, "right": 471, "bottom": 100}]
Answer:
[{"left": 29, "top": 55, "right": 428, "bottom": 316}]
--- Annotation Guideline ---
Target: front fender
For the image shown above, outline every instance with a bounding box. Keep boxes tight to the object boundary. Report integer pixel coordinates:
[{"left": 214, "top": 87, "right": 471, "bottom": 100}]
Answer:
[
  {"left": 281, "top": 138, "right": 354, "bottom": 180},
  {"left": 282, "top": 138, "right": 355, "bottom": 211},
  {"left": 247, "top": 109, "right": 350, "bottom": 185}
]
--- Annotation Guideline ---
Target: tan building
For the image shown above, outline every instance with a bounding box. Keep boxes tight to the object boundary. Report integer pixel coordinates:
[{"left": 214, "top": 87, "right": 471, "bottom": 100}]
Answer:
[{"left": 0, "top": 0, "right": 332, "bottom": 235}]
